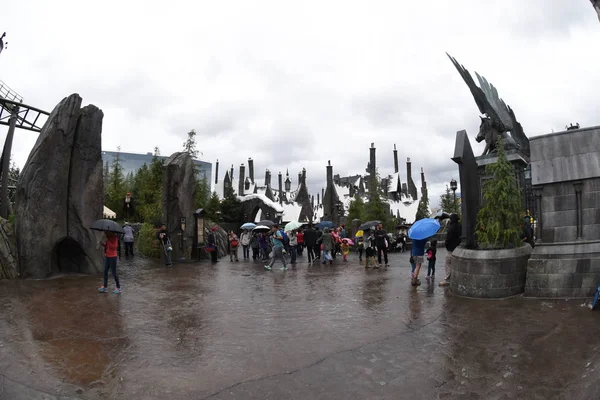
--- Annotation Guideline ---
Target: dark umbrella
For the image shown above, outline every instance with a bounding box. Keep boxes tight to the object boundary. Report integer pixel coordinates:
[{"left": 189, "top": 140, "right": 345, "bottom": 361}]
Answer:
[
  {"left": 316, "top": 221, "right": 335, "bottom": 229},
  {"left": 434, "top": 210, "right": 451, "bottom": 220},
  {"left": 358, "top": 220, "right": 381, "bottom": 230},
  {"left": 258, "top": 220, "right": 275, "bottom": 227},
  {"left": 91, "top": 219, "right": 124, "bottom": 234},
  {"left": 395, "top": 224, "right": 410, "bottom": 230}
]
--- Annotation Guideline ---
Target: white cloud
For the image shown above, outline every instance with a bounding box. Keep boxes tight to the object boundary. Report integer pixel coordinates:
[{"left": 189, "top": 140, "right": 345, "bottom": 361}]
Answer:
[{"left": 2, "top": 0, "right": 599, "bottom": 209}]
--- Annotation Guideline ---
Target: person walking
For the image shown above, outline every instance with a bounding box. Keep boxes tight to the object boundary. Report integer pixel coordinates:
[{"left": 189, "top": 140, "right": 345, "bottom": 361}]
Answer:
[
  {"left": 157, "top": 224, "right": 172, "bottom": 267},
  {"left": 341, "top": 239, "right": 350, "bottom": 262},
  {"left": 207, "top": 227, "right": 219, "bottom": 263},
  {"left": 365, "top": 231, "right": 376, "bottom": 268},
  {"left": 321, "top": 228, "right": 334, "bottom": 265},
  {"left": 250, "top": 232, "right": 260, "bottom": 260},
  {"left": 98, "top": 232, "right": 121, "bottom": 294},
  {"left": 411, "top": 238, "right": 427, "bottom": 286},
  {"left": 259, "top": 232, "right": 269, "bottom": 261},
  {"left": 374, "top": 224, "right": 389, "bottom": 267},
  {"left": 228, "top": 231, "right": 239, "bottom": 262},
  {"left": 122, "top": 222, "right": 135, "bottom": 258},
  {"left": 240, "top": 229, "right": 251, "bottom": 260},
  {"left": 297, "top": 229, "right": 304, "bottom": 256},
  {"left": 265, "top": 225, "right": 287, "bottom": 270},
  {"left": 425, "top": 239, "right": 437, "bottom": 280},
  {"left": 440, "top": 213, "right": 462, "bottom": 287},
  {"left": 357, "top": 236, "right": 364, "bottom": 262},
  {"left": 315, "top": 228, "right": 323, "bottom": 260},
  {"left": 303, "top": 224, "right": 317, "bottom": 263},
  {"left": 288, "top": 230, "right": 298, "bottom": 264}
]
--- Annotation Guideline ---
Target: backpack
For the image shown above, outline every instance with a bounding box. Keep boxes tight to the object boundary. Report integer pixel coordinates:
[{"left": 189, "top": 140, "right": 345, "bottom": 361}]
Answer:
[{"left": 279, "top": 229, "right": 288, "bottom": 243}]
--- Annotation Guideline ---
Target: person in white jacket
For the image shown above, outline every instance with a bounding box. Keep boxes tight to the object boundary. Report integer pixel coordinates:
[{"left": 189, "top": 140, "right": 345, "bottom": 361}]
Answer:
[
  {"left": 240, "top": 229, "right": 252, "bottom": 260},
  {"left": 122, "top": 222, "right": 135, "bottom": 258}
]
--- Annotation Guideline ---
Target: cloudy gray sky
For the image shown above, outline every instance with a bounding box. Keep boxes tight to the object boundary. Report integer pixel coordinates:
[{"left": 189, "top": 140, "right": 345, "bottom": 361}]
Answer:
[{"left": 2, "top": 0, "right": 600, "bottom": 207}]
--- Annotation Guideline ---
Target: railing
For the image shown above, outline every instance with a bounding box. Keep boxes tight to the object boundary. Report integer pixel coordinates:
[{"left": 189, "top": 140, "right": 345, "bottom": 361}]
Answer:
[{"left": 0, "top": 80, "right": 23, "bottom": 103}]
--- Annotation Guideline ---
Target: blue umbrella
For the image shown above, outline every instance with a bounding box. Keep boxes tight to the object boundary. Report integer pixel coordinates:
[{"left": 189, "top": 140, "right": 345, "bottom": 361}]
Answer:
[
  {"left": 408, "top": 218, "right": 440, "bottom": 240},
  {"left": 240, "top": 222, "right": 256, "bottom": 230},
  {"left": 316, "top": 221, "right": 335, "bottom": 229}
]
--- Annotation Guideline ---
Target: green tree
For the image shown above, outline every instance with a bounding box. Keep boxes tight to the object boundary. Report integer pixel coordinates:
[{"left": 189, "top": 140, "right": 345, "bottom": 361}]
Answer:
[
  {"left": 347, "top": 195, "right": 366, "bottom": 225},
  {"left": 476, "top": 138, "right": 522, "bottom": 249},
  {"left": 364, "top": 176, "right": 391, "bottom": 228},
  {"left": 106, "top": 147, "right": 125, "bottom": 218},
  {"left": 183, "top": 129, "right": 199, "bottom": 159},
  {"left": 205, "top": 192, "right": 221, "bottom": 221},
  {"left": 103, "top": 161, "right": 110, "bottom": 195},
  {"left": 440, "top": 185, "right": 460, "bottom": 215},
  {"left": 130, "top": 147, "right": 165, "bottom": 224},
  {"left": 415, "top": 193, "right": 430, "bottom": 221},
  {"left": 8, "top": 159, "right": 19, "bottom": 183},
  {"left": 221, "top": 185, "right": 242, "bottom": 223},
  {"left": 195, "top": 174, "right": 211, "bottom": 209}
]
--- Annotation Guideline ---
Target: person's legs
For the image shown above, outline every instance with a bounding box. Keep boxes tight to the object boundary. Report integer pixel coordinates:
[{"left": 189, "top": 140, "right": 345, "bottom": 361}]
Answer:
[
  {"left": 427, "top": 259, "right": 432, "bottom": 277},
  {"left": 431, "top": 260, "right": 436, "bottom": 277},
  {"left": 440, "top": 253, "right": 452, "bottom": 286},
  {"left": 358, "top": 247, "right": 363, "bottom": 261},
  {"left": 377, "top": 247, "right": 383, "bottom": 265},
  {"left": 290, "top": 245, "right": 297, "bottom": 264},
  {"left": 109, "top": 257, "right": 120, "bottom": 289},
  {"left": 413, "top": 256, "right": 423, "bottom": 284},
  {"left": 279, "top": 247, "right": 287, "bottom": 269},
  {"left": 307, "top": 245, "right": 313, "bottom": 262},
  {"left": 103, "top": 257, "right": 109, "bottom": 288},
  {"left": 383, "top": 247, "right": 388, "bottom": 265},
  {"left": 234, "top": 247, "right": 239, "bottom": 261}
]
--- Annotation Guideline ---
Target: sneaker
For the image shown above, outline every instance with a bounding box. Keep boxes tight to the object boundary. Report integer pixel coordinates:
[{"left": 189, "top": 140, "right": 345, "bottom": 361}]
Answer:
[
  {"left": 373, "top": 264, "right": 380, "bottom": 269},
  {"left": 425, "top": 276, "right": 430, "bottom": 281},
  {"left": 113, "top": 288, "right": 121, "bottom": 294},
  {"left": 385, "top": 264, "right": 389, "bottom": 268},
  {"left": 264, "top": 265, "right": 272, "bottom": 270},
  {"left": 281, "top": 266, "right": 287, "bottom": 271},
  {"left": 98, "top": 286, "right": 108, "bottom": 293},
  {"left": 439, "top": 280, "right": 450, "bottom": 287}
]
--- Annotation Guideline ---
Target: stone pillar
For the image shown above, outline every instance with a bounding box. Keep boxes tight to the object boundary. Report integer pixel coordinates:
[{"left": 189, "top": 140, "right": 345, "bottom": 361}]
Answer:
[
  {"left": 248, "top": 158, "right": 254, "bottom": 183},
  {"left": 265, "top": 169, "right": 271, "bottom": 187},
  {"left": 298, "top": 172, "right": 302, "bottom": 187},
  {"left": 317, "top": 193, "right": 320, "bottom": 205},
  {"left": 278, "top": 172, "right": 283, "bottom": 205},
  {"left": 369, "top": 143, "right": 376, "bottom": 179},
  {"left": 239, "top": 164, "right": 245, "bottom": 197},
  {"left": 214, "top": 159, "right": 219, "bottom": 185},
  {"left": 406, "top": 157, "right": 418, "bottom": 200},
  {"left": 393, "top": 144, "right": 399, "bottom": 173},
  {"left": 230, "top": 165, "right": 234, "bottom": 182},
  {"left": 421, "top": 167, "right": 428, "bottom": 199},
  {"left": 534, "top": 186, "right": 543, "bottom": 243}
]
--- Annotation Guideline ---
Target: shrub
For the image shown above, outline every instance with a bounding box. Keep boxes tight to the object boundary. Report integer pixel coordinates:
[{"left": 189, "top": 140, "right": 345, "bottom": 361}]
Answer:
[
  {"left": 475, "top": 138, "right": 523, "bottom": 249},
  {"left": 137, "top": 223, "right": 161, "bottom": 258}
]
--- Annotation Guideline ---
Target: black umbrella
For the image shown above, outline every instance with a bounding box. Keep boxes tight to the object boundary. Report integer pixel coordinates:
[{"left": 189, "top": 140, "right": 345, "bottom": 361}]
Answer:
[
  {"left": 258, "top": 220, "right": 275, "bottom": 227},
  {"left": 91, "top": 219, "right": 124, "bottom": 234},
  {"left": 358, "top": 220, "right": 381, "bottom": 230}
]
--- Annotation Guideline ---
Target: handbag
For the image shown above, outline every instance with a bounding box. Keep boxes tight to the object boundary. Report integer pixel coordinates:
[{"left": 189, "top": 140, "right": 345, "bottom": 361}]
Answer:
[
  {"left": 206, "top": 245, "right": 216, "bottom": 252},
  {"left": 231, "top": 240, "right": 239, "bottom": 248}
]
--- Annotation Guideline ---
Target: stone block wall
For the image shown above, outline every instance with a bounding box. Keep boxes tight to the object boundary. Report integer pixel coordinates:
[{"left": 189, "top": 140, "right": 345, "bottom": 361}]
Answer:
[{"left": 525, "top": 125, "right": 600, "bottom": 298}]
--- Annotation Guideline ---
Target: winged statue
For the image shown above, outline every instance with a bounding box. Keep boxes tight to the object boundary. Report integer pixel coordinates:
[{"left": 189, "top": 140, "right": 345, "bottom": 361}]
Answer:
[
  {"left": 593, "top": 0, "right": 600, "bottom": 23},
  {"left": 0, "top": 33, "right": 5, "bottom": 55},
  {"left": 447, "top": 53, "right": 530, "bottom": 157}
]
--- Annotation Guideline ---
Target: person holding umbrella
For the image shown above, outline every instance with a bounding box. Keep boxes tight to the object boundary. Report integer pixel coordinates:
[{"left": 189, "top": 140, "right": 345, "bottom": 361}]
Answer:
[
  {"left": 408, "top": 218, "right": 441, "bottom": 286},
  {"left": 374, "top": 223, "right": 389, "bottom": 267},
  {"left": 98, "top": 232, "right": 121, "bottom": 294}
]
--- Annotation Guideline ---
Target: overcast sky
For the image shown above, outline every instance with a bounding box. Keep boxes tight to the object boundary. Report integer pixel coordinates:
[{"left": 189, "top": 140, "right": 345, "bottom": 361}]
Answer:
[{"left": 2, "top": 1, "right": 600, "bottom": 207}]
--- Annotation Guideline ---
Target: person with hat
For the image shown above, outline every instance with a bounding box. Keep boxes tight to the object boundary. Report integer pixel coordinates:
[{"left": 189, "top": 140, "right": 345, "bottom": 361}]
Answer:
[{"left": 123, "top": 192, "right": 135, "bottom": 220}]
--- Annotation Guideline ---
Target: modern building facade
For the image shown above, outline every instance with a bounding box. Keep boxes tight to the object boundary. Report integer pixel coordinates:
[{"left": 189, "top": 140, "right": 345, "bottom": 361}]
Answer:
[{"left": 102, "top": 151, "right": 212, "bottom": 183}]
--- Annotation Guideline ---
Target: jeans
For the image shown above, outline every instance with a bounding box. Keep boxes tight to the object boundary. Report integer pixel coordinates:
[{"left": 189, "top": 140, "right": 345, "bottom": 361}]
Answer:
[
  {"left": 163, "top": 244, "right": 172, "bottom": 265},
  {"left": 269, "top": 246, "right": 287, "bottom": 268},
  {"left": 297, "top": 244, "right": 304, "bottom": 255},
  {"left": 377, "top": 246, "right": 388, "bottom": 264},
  {"left": 358, "top": 247, "right": 363, "bottom": 260},
  {"left": 306, "top": 245, "right": 315, "bottom": 262},
  {"left": 427, "top": 259, "right": 436, "bottom": 276},
  {"left": 103, "top": 256, "right": 120, "bottom": 289},
  {"left": 252, "top": 247, "right": 259, "bottom": 259},
  {"left": 242, "top": 245, "right": 250, "bottom": 259},
  {"left": 124, "top": 241, "right": 134, "bottom": 256},
  {"left": 210, "top": 247, "right": 218, "bottom": 262},
  {"left": 290, "top": 245, "right": 297, "bottom": 263},
  {"left": 260, "top": 248, "right": 269, "bottom": 261},
  {"left": 230, "top": 247, "right": 239, "bottom": 261}
]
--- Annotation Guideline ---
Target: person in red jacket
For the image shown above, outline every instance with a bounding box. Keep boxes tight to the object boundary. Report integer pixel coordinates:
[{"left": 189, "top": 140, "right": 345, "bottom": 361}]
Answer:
[{"left": 98, "top": 232, "right": 121, "bottom": 294}]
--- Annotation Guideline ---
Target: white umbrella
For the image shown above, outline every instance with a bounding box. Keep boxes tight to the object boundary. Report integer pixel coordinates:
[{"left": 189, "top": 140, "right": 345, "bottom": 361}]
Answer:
[
  {"left": 284, "top": 221, "right": 303, "bottom": 232},
  {"left": 252, "top": 225, "right": 271, "bottom": 232}
]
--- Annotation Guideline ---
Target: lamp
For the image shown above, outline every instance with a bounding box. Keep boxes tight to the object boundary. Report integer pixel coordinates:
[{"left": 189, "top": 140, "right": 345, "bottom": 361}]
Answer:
[{"left": 450, "top": 178, "right": 458, "bottom": 213}]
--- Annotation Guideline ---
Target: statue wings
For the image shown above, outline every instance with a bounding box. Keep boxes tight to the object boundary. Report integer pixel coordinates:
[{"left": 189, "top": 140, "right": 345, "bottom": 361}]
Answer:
[{"left": 446, "top": 53, "right": 530, "bottom": 157}]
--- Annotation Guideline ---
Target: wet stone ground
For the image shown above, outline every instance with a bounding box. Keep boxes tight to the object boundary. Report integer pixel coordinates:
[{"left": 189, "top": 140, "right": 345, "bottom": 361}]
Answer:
[{"left": 1, "top": 249, "right": 600, "bottom": 399}]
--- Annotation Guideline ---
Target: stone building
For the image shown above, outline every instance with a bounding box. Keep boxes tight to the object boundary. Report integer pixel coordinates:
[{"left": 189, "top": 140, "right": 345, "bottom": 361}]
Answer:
[
  {"left": 525, "top": 125, "right": 600, "bottom": 298},
  {"left": 316, "top": 143, "right": 429, "bottom": 224},
  {"left": 212, "top": 158, "right": 313, "bottom": 223}
]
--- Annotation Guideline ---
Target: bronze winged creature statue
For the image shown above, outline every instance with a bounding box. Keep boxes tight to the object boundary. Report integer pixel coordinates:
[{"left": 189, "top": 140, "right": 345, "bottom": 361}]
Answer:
[
  {"left": 592, "top": 0, "right": 600, "bottom": 23},
  {"left": 447, "top": 53, "right": 530, "bottom": 158},
  {"left": 0, "top": 33, "right": 6, "bottom": 55}
]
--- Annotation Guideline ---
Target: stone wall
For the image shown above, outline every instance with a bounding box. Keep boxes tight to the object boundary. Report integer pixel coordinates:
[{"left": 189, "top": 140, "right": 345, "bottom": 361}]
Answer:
[
  {"left": 525, "top": 126, "right": 600, "bottom": 298},
  {"left": 0, "top": 219, "right": 18, "bottom": 279}
]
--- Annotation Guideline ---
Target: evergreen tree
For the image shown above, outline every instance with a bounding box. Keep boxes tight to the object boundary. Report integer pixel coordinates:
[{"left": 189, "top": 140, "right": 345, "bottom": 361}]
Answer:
[
  {"left": 103, "top": 161, "right": 110, "bottom": 195},
  {"left": 221, "top": 185, "right": 242, "bottom": 223},
  {"left": 440, "top": 185, "right": 460, "bottom": 215},
  {"left": 476, "top": 138, "right": 522, "bottom": 249},
  {"left": 106, "top": 148, "right": 125, "bottom": 218},
  {"left": 195, "top": 174, "right": 211, "bottom": 209},
  {"left": 364, "top": 176, "right": 391, "bottom": 228},
  {"left": 205, "top": 192, "right": 221, "bottom": 221},
  {"left": 8, "top": 160, "right": 19, "bottom": 183},
  {"left": 415, "top": 192, "right": 431, "bottom": 221},
  {"left": 347, "top": 195, "right": 366, "bottom": 225},
  {"left": 183, "top": 129, "right": 199, "bottom": 159}
]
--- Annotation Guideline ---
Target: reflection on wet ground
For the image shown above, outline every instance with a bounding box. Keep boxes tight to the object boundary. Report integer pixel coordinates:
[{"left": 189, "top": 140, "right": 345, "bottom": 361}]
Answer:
[{"left": 1, "top": 249, "right": 599, "bottom": 399}]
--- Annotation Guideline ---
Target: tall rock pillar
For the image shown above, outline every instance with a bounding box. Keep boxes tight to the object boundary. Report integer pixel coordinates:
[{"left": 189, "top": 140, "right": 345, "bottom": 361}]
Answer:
[
  {"left": 407, "top": 157, "right": 418, "bottom": 201},
  {"left": 239, "top": 163, "right": 245, "bottom": 197}
]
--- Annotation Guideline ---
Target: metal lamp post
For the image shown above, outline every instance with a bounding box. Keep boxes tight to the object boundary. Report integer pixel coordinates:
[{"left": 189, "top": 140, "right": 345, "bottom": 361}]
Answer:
[{"left": 450, "top": 178, "right": 458, "bottom": 213}]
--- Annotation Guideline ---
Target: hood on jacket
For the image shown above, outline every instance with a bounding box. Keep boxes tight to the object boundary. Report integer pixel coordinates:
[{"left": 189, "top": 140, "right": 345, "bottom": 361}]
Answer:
[{"left": 449, "top": 213, "right": 459, "bottom": 224}]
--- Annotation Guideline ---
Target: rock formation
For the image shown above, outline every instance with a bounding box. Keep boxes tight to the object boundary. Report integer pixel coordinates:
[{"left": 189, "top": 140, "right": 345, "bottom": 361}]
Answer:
[
  {"left": 15, "top": 94, "right": 104, "bottom": 278},
  {"left": 0, "top": 218, "right": 18, "bottom": 279},
  {"left": 162, "top": 152, "right": 196, "bottom": 261},
  {"left": 204, "top": 221, "right": 229, "bottom": 259}
]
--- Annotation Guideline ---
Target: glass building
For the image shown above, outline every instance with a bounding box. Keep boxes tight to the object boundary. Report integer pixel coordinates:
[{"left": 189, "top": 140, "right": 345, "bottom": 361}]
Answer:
[{"left": 102, "top": 151, "right": 212, "bottom": 183}]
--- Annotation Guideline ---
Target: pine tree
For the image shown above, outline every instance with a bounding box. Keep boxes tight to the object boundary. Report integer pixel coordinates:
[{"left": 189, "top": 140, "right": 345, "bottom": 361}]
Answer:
[
  {"left": 205, "top": 192, "right": 222, "bottom": 221},
  {"left": 415, "top": 192, "right": 431, "bottom": 221},
  {"left": 221, "top": 185, "right": 242, "bottom": 223},
  {"left": 364, "top": 176, "right": 391, "bottom": 228},
  {"left": 183, "top": 129, "right": 199, "bottom": 159},
  {"left": 195, "top": 174, "right": 211, "bottom": 209},
  {"left": 440, "top": 185, "right": 460, "bottom": 215},
  {"left": 476, "top": 138, "right": 522, "bottom": 249},
  {"left": 106, "top": 148, "right": 125, "bottom": 218},
  {"left": 347, "top": 195, "right": 366, "bottom": 224}
]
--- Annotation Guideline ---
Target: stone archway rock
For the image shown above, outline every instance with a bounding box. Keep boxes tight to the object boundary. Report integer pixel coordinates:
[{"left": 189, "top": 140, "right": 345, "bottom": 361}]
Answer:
[{"left": 15, "top": 94, "right": 104, "bottom": 278}]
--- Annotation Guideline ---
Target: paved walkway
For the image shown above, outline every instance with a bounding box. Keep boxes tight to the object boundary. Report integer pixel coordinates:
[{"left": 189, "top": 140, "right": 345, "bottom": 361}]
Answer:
[{"left": 0, "top": 249, "right": 599, "bottom": 399}]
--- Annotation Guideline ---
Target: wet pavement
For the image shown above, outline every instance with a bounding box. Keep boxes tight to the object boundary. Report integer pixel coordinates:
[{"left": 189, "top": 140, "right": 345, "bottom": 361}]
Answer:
[{"left": 1, "top": 249, "right": 600, "bottom": 399}]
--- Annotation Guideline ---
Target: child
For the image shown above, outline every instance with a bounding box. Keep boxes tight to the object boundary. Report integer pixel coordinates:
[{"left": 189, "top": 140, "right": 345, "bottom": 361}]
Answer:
[
  {"left": 365, "top": 232, "right": 377, "bottom": 268},
  {"left": 228, "top": 231, "right": 239, "bottom": 262},
  {"left": 341, "top": 239, "right": 351, "bottom": 262},
  {"left": 426, "top": 239, "right": 437, "bottom": 280}
]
